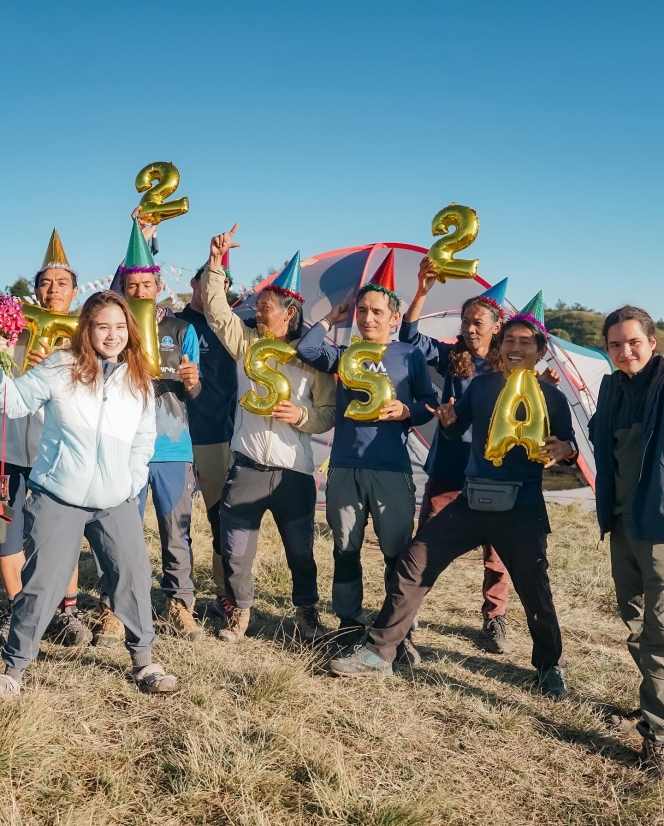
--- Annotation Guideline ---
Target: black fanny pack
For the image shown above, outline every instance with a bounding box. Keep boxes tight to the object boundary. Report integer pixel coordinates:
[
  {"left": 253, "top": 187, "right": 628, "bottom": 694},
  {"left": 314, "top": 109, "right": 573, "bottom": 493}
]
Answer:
[{"left": 466, "top": 478, "right": 522, "bottom": 512}]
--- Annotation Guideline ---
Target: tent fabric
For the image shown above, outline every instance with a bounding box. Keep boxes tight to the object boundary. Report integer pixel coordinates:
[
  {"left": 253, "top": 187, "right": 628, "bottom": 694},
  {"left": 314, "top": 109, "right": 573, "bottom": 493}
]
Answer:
[{"left": 234, "top": 242, "right": 611, "bottom": 504}]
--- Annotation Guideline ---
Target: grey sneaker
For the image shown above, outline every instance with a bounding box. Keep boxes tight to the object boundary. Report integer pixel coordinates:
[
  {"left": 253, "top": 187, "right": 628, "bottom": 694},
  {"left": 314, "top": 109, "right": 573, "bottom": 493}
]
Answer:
[
  {"left": 640, "top": 739, "right": 664, "bottom": 778},
  {"left": 132, "top": 663, "right": 178, "bottom": 694},
  {"left": 330, "top": 643, "right": 393, "bottom": 678},
  {"left": 0, "top": 674, "right": 21, "bottom": 695},
  {"left": 538, "top": 666, "right": 568, "bottom": 700},
  {"left": 295, "top": 605, "right": 325, "bottom": 642},
  {"left": 396, "top": 633, "right": 422, "bottom": 666},
  {"left": 0, "top": 612, "right": 11, "bottom": 646},
  {"left": 51, "top": 609, "right": 93, "bottom": 647},
  {"left": 479, "top": 615, "right": 512, "bottom": 654}
]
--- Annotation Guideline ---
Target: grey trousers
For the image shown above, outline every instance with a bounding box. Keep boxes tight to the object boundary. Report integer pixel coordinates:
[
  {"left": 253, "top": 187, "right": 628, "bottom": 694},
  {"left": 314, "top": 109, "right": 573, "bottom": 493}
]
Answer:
[
  {"left": 3, "top": 489, "right": 157, "bottom": 672},
  {"left": 611, "top": 514, "right": 664, "bottom": 743},
  {"left": 326, "top": 467, "right": 416, "bottom": 621}
]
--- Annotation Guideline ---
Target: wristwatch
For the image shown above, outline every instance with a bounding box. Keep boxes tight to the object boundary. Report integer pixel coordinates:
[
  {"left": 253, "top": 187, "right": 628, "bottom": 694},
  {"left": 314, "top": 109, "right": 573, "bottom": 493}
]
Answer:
[{"left": 565, "top": 438, "right": 579, "bottom": 461}]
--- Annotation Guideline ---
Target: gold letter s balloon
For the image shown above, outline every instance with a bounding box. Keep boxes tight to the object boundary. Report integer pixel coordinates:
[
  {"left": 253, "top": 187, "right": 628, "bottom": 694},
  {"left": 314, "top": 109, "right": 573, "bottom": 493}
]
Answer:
[
  {"left": 20, "top": 303, "right": 79, "bottom": 373},
  {"left": 127, "top": 299, "right": 161, "bottom": 379},
  {"left": 338, "top": 336, "right": 395, "bottom": 422},
  {"left": 135, "top": 161, "right": 189, "bottom": 224},
  {"left": 240, "top": 331, "right": 296, "bottom": 416},
  {"left": 427, "top": 203, "right": 479, "bottom": 283},
  {"left": 484, "top": 369, "right": 550, "bottom": 466}
]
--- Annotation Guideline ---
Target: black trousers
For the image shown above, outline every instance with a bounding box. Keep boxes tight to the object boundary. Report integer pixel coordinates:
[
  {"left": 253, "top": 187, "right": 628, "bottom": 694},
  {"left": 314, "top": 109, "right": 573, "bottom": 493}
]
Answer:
[
  {"left": 219, "top": 457, "right": 319, "bottom": 609},
  {"left": 367, "top": 495, "right": 564, "bottom": 671}
]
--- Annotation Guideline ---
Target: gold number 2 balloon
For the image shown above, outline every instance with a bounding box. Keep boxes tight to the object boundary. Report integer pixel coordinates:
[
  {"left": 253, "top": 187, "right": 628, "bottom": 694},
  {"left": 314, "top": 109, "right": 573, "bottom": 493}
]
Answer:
[
  {"left": 427, "top": 203, "right": 479, "bottom": 283},
  {"left": 338, "top": 336, "right": 396, "bottom": 422},
  {"left": 20, "top": 303, "right": 80, "bottom": 374},
  {"left": 240, "top": 331, "right": 296, "bottom": 416},
  {"left": 135, "top": 161, "right": 190, "bottom": 224},
  {"left": 484, "top": 369, "right": 550, "bottom": 466}
]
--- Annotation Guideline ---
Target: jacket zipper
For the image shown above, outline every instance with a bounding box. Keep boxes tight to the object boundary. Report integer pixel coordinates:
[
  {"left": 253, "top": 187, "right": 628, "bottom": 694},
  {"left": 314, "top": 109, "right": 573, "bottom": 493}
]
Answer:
[{"left": 81, "top": 369, "right": 118, "bottom": 507}]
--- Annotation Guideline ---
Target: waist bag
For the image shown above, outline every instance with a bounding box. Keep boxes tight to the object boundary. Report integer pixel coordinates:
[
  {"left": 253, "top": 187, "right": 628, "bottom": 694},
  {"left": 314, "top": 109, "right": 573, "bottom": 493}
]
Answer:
[{"left": 466, "top": 478, "right": 522, "bottom": 512}]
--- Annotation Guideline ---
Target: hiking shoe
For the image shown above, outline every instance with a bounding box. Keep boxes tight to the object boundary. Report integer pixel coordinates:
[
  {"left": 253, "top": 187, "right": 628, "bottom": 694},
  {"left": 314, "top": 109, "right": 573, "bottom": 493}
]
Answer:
[
  {"left": 330, "top": 643, "right": 393, "bottom": 678},
  {"left": 218, "top": 597, "right": 253, "bottom": 643},
  {"left": 0, "top": 674, "right": 21, "bottom": 695},
  {"left": 94, "top": 603, "right": 125, "bottom": 648},
  {"left": 396, "top": 633, "right": 422, "bottom": 666},
  {"left": 640, "top": 739, "right": 664, "bottom": 778},
  {"left": 51, "top": 609, "right": 93, "bottom": 647},
  {"left": 479, "top": 615, "right": 512, "bottom": 654},
  {"left": 537, "top": 666, "right": 568, "bottom": 701},
  {"left": 132, "top": 663, "right": 178, "bottom": 694},
  {"left": 0, "top": 612, "right": 11, "bottom": 646},
  {"left": 163, "top": 598, "right": 205, "bottom": 642},
  {"left": 608, "top": 708, "right": 643, "bottom": 736},
  {"left": 295, "top": 605, "right": 325, "bottom": 642},
  {"left": 336, "top": 615, "right": 369, "bottom": 645}
]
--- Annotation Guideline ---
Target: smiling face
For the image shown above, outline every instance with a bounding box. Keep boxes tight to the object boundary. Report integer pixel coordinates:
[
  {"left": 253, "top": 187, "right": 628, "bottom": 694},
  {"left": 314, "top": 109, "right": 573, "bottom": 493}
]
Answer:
[
  {"left": 500, "top": 323, "right": 546, "bottom": 373},
  {"left": 36, "top": 268, "right": 77, "bottom": 313},
  {"left": 356, "top": 290, "right": 400, "bottom": 343},
  {"left": 123, "top": 272, "right": 160, "bottom": 301},
  {"left": 460, "top": 303, "right": 501, "bottom": 355},
  {"left": 89, "top": 304, "right": 129, "bottom": 362},
  {"left": 606, "top": 319, "right": 657, "bottom": 376}
]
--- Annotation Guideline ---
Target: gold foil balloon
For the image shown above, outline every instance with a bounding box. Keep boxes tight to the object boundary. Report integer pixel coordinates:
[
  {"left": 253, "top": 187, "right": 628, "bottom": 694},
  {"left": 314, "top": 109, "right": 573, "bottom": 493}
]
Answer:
[
  {"left": 338, "top": 336, "right": 395, "bottom": 422},
  {"left": 427, "top": 203, "right": 480, "bottom": 283},
  {"left": 20, "top": 303, "right": 79, "bottom": 373},
  {"left": 127, "top": 299, "right": 161, "bottom": 379},
  {"left": 135, "top": 161, "right": 189, "bottom": 224},
  {"left": 484, "top": 369, "right": 550, "bottom": 467},
  {"left": 240, "top": 331, "right": 296, "bottom": 416}
]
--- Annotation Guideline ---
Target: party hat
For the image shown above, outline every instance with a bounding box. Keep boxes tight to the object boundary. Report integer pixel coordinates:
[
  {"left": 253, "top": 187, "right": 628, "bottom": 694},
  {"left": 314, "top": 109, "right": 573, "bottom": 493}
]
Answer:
[
  {"left": 263, "top": 251, "right": 303, "bottom": 303},
  {"left": 39, "top": 228, "right": 75, "bottom": 275},
  {"left": 519, "top": 291, "right": 544, "bottom": 324},
  {"left": 118, "top": 219, "right": 160, "bottom": 276},
  {"left": 222, "top": 249, "right": 232, "bottom": 284},
  {"left": 473, "top": 277, "right": 508, "bottom": 319},
  {"left": 358, "top": 249, "right": 400, "bottom": 304}
]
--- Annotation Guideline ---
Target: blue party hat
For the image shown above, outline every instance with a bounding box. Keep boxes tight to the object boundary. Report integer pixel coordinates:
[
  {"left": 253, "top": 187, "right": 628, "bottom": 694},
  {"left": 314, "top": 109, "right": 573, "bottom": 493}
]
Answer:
[
  {"left": 264, "top": 251, "right": 304, "bottom": 303},
  {"left": 479, "top": 277, "right": 508, "bottom": 307}
]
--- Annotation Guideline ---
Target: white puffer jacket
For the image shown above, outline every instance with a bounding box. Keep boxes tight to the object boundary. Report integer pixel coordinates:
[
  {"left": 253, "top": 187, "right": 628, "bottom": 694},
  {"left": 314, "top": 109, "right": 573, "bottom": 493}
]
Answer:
[{"left": 0, "top": 350, "right": 156, "bottom": 508}]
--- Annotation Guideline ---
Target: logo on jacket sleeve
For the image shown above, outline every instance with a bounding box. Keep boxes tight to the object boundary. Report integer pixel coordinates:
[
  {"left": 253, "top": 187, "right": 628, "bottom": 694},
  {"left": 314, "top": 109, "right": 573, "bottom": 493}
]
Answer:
[{"left": 160, "top": 335, "right": 175, "bottom": 352}]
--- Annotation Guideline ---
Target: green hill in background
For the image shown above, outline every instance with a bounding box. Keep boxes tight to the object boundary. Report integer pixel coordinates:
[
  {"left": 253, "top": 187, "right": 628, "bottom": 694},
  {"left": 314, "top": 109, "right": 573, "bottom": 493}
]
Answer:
[{"left": 545, "top": 302, "right": 664, "bottom": 351}]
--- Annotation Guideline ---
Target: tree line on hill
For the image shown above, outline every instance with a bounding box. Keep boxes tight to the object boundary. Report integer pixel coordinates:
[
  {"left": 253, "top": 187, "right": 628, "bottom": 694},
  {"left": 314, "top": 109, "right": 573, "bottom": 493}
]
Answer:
[{"left": 545, "top": 301, "right": 664, "bottom": 351}]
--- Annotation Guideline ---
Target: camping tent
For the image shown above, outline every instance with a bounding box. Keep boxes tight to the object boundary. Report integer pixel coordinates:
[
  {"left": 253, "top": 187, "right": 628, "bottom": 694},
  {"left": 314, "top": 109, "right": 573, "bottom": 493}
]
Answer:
[{"left": 234, "top": 242, "right": 612, "bottom": 503}]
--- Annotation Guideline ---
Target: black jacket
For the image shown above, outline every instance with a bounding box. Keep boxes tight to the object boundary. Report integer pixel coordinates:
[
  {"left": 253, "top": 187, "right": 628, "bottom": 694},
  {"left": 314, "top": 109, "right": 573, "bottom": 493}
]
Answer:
[{"left": 590, "top": 355, "right": 664, "bottom": 541}]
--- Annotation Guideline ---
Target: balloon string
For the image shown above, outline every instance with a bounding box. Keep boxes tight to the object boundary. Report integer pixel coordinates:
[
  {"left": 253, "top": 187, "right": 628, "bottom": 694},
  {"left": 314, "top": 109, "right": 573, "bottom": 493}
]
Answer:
[{"left": 1, "top": 384, "right": 6, "bottom": 479}]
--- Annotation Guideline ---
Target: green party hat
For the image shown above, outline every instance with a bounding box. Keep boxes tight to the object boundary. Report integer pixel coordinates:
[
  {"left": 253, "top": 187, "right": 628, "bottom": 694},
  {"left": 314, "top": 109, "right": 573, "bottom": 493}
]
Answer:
[
  {"left": 519, "top": 291, "right": 544, "bottom": 325},
  {"left": 119, "top": 219, "right": 160, "bottom": 275}
]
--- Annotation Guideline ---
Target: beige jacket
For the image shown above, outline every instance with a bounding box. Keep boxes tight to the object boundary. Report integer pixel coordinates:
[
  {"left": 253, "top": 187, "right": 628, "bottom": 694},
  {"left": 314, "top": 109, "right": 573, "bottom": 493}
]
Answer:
[{"left": 202, "top": 265, "right": 335, "bottom": 474}]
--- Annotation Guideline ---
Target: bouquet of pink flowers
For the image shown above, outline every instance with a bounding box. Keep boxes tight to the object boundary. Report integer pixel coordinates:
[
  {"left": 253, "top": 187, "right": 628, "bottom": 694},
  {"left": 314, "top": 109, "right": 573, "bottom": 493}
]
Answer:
[{"left": 0, "top": 295, "right": 27, "bottom": 375}]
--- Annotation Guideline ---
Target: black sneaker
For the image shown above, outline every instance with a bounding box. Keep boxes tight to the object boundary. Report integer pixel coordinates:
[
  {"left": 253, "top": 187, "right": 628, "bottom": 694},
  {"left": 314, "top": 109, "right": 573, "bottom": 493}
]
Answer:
[
  {"left": 396, "top": 633, "right": 422, "bottom": 665},
  {"left": 336, "top": 616, "right": 369, "bottom": 645},
  {"left": 537, "top": 666, "right": 568, "bottom": 701},
  {"left": 50, "top": 609, "right": 93, "bottom": 647},
  {"left": 479, "top": 615, "right": 512, "bottom": 654}
]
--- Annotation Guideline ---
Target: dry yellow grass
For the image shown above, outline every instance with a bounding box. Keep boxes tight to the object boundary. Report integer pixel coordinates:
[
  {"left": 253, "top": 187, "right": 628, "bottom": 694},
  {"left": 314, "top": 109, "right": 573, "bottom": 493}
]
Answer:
[{"left": 0, "top": 497, "right": 661, "bottom": 825}]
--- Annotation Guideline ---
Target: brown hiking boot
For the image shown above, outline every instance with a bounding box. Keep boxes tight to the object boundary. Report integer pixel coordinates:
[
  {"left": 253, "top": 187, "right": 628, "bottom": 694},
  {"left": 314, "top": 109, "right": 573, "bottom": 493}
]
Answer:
[
  {"left": 94, "top": 603, "right": 125, "bottom": 648},
  {"left": 163, "top": 598, "right": 205, "bottom": 642},
  {"left": 295, "top": 605, "right": 324, "bottom": 642},
  {"left": 640, "top": 739, "right": 664, "bottom": 778},
  {"left": 218, "top": 596, "right": 253, "bottom": 643}
]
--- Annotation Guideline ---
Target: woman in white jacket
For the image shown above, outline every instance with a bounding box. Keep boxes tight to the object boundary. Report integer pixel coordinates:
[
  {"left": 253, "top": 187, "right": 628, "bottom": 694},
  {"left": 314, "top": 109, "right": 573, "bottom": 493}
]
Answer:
[{"left": 0, "top": 291, "right": 177, "bottom": 695}]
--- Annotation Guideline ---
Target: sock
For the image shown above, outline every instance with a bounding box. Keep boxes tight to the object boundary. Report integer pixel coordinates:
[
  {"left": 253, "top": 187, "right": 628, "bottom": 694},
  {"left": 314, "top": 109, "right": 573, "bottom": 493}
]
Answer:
[
  {"left": 4, "top": 666, "right": 23, "bottom": 684},
  {"left": 59, "top": 594, "right": 78, "bottom": 616},
  {"left": 131, "top": 651, "right": 152, "bottom": 671}
]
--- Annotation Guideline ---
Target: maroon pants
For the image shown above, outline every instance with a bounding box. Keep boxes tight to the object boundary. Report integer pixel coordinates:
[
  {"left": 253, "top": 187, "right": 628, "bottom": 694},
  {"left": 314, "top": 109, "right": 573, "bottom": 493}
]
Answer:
[{"left": 419, "top": 478, "right": 510, "bottom": 619}]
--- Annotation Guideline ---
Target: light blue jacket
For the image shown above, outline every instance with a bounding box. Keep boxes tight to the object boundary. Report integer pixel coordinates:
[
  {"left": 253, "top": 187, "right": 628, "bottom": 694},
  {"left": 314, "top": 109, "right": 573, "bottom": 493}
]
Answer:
[{"left": 0, "top": 351, "right": 156, "bottom": 509}]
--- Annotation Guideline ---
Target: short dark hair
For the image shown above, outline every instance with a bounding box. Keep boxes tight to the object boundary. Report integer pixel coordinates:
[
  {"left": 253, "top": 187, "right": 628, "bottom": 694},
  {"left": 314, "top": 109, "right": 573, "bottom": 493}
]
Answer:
[
  {"left": 35, "top": 267, "right": 78, "bottom": 290},
  {"left": 498, "top": 317, "right": 547, "bottom": 352},
  {"left": 603, "top": 305, "right": 656, "bottom": 343},
  {"left": 357, "top": 285, "right": 400, "bottom": 314}
]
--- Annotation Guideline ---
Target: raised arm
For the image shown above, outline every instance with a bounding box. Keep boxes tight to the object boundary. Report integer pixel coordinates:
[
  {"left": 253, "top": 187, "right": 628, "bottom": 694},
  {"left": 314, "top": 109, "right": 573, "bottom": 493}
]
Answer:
[
  {"left": 296, "top": 307, "right": 348, "bottom": 374},
  {"left": 201, "top": 225, "right": 257, "bottom": 360}
]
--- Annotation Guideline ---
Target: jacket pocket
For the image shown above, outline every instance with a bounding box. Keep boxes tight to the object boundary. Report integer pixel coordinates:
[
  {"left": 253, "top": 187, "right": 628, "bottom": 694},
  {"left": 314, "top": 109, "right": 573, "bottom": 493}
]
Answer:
[{"left": 44, "top": 442, "right": 65, "bottom": 480}]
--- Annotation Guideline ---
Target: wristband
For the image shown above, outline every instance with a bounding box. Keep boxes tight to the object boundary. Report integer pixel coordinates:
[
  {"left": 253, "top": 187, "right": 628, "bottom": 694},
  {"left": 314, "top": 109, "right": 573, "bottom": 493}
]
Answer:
[{"left": 319, "top": 318, "right": 331, "bottom": 332}]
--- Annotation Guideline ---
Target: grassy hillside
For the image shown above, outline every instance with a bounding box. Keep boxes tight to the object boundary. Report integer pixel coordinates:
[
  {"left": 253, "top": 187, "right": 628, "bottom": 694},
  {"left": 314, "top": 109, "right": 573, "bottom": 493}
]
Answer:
[
  {"left": 545, "top": 304, "right": 664, "bottom": 351},
  {"left": 0, "top": 498, "right": 662, "bottom": 824}
]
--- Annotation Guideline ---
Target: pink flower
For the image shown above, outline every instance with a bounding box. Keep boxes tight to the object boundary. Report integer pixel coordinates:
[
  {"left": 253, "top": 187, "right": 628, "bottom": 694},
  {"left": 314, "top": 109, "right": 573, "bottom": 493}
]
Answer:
[{"left": 0, "top": 295, "right": 27, "bottom": 347}]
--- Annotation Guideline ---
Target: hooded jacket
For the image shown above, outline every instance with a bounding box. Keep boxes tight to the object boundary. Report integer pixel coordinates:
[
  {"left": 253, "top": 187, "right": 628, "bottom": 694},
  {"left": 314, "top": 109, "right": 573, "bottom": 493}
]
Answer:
[
  {"left": 0, "top": 350, "right": 156, "bottom": 509},
  {"left": 201, "top": 265, "right": 335, "bottom": 474}
]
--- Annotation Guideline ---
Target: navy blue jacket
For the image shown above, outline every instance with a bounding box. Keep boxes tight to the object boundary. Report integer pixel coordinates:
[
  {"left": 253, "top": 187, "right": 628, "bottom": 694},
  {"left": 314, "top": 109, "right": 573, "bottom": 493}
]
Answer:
[
  {"left": 297, "top": 322, "right": 437, "bottom": 473},
  {"left": 176, "top": 304, "right": 237, "bottom": 445},
  {"left": 399, "top": 319, "right": 495, "bottom": 490},
  {"left": 590, "top": 355, "right": 664, "bottom": 541},
  {"left": 445, "top": 371, "right": 575, "bottom": 505}
]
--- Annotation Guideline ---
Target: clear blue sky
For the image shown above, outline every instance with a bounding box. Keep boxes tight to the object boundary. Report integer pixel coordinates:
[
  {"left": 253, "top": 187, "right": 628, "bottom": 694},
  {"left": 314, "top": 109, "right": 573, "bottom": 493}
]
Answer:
[{"left": 1, "top": 1, "right": 662, "bottom": 315}]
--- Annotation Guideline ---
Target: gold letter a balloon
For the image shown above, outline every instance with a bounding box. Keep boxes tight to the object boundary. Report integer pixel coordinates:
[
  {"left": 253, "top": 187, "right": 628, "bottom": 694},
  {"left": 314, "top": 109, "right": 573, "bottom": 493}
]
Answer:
[
  {"left": 338, "top": 336, "right": 395, "bottom": 422},
  {"left": 240, "top": 331, "right": 296, "bottom": 416},
  {"left": 484, "top": 369, "right": 550, "bottom": 466}
]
